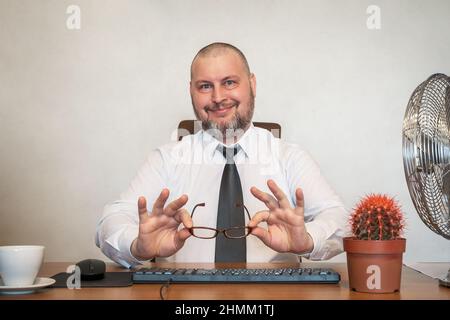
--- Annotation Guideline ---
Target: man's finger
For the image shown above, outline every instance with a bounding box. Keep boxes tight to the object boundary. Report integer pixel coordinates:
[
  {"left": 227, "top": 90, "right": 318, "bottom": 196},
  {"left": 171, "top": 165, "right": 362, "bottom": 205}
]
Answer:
[
  {"left": 152, "top": 189, "right": 170, "bottom": 215},
  {"left": 164, "top": 194, "right": 189, "bottom": 216},
  {"left": 249, "top": 226, "right": 272, "bottom": 247},
  {"left": 250, "top": 187, "right": 279, "bottom": 211},
  {"left": 173, "top": 228, "right": 192, "bottom": 251},
  {"left": 295, "top": 188, "right": 304, "bottom": 209},
  {"left": 174, "top": 209, "right": 193, "bottom": 228},
  {"left": 172, "top": 228, "right": 192, "bottom": 254},
  {"left": 267, "top": 179, "right": 291, "bottom": 209},
  {"left": 137, "top": 196, "right": 148, "bottom": 222},
  {"left": 248, "top": 210, "right": 271, "bottom": 228}
]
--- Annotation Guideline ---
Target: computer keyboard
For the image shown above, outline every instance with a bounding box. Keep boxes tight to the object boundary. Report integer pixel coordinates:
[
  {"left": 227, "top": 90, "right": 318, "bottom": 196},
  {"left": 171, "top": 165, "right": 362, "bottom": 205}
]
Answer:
[{"left": 133, "top": 267, "right": 340, "bottom": 284}]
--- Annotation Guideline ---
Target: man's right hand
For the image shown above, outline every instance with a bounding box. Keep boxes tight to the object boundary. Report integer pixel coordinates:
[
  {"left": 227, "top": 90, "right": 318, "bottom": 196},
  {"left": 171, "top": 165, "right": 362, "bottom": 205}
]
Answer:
[{"left": 130, "top": 189, "right": 193, "bottom": 261}]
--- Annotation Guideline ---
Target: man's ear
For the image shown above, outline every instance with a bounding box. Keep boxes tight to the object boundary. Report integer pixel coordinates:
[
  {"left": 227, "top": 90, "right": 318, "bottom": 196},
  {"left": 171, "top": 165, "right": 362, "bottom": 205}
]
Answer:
[{"left": 249, "top": 73, "right": 256, "bottom": 97}]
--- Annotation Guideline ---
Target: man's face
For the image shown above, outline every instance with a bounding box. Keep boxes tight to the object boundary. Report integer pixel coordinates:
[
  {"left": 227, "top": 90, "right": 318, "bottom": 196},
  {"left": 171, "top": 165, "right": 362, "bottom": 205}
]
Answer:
[{"left": 190, "top": 50, "right": 256, "bottom": 137}]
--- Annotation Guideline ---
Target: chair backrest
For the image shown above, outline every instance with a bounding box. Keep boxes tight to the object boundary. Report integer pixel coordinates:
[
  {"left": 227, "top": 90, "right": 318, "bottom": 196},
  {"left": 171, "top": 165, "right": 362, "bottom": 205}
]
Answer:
[{"left": 177, "top": 120, "right": 281, "bottom": 141}]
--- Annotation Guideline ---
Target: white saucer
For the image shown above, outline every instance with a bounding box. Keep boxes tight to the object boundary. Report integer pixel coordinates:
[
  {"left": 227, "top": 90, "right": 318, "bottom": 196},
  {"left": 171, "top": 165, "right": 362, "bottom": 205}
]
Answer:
[{"left": 0, "top": 277, "right": 56, "bottom": 295}]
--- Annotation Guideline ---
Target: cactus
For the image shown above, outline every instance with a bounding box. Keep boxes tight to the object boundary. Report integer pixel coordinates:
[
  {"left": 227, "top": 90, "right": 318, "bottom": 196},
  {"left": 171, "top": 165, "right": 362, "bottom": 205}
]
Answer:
[{"left": 350, "top": 194, "right": 405, "bottom": 240}]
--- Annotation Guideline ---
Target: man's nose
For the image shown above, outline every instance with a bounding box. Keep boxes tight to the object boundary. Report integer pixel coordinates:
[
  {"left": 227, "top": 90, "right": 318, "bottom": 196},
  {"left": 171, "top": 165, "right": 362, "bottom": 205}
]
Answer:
[{"left": 212, "top": 86, "right": 225, "bottom": 103}]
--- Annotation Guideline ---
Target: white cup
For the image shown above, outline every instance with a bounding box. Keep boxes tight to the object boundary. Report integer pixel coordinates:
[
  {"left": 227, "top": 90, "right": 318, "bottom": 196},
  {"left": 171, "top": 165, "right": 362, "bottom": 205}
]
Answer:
[{"left": 0, "top": 245, "right": 45, "bottom": 286}]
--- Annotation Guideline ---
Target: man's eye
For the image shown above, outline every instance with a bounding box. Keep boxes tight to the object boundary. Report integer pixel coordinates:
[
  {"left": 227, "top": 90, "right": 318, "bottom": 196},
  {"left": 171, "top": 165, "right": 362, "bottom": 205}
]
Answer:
[
  {"left": 199, "top": 84, "right": 212, "bottom": 90},
  {"left": 224, "top": 80, "right": 237, "bottom": 87}
]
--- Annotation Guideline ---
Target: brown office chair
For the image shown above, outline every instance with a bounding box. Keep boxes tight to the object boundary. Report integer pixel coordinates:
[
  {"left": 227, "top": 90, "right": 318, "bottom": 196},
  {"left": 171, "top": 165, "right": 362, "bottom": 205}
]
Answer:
[{"left": 177, "top": 120, "right": 281, "bottom": 141}]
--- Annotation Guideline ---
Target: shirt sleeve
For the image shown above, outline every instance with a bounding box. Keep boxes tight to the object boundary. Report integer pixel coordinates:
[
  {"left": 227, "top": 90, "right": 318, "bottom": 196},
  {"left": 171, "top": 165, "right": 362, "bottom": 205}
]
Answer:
[
  {"left": 283, "top": 145, "right": 350, "bottom": 260},
  {"left": 95, "top": 149, "right": 168, "bottom": 268}
]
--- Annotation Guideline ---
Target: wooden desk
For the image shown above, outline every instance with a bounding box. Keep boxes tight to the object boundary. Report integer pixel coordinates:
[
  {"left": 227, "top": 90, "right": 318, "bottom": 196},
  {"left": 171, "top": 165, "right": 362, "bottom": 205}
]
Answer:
[{"left": 1, "top": 262, "right": 449, "bottom": 300}]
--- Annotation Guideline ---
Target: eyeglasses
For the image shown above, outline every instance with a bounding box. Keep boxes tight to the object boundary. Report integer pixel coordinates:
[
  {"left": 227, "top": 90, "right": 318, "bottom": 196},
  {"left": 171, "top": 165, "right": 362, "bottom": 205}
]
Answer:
[{"left": 188, "top": 203, "right": 254, "bottom": 239}]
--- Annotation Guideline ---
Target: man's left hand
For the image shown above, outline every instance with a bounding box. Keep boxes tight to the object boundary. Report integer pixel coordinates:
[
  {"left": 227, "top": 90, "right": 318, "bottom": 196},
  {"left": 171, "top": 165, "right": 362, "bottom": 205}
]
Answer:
[{"left": 248, "top": 179, "right": 314, "bottom": 255}]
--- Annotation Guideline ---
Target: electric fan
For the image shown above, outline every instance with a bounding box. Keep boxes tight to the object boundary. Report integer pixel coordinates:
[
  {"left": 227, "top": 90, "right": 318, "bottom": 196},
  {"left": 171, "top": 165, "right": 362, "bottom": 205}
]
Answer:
[{"left": 402, "top": 73, "right": 450, "bottom": 287}]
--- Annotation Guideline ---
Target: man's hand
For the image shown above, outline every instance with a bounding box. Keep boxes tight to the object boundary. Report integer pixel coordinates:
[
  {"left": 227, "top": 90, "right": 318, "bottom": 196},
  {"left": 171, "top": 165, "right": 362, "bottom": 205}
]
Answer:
[
  {"left": 248, "top": 179, "right": 314, "bottom": 255},
  {"left": 130, "top": 189, "right": 193, "bottom": 261}
]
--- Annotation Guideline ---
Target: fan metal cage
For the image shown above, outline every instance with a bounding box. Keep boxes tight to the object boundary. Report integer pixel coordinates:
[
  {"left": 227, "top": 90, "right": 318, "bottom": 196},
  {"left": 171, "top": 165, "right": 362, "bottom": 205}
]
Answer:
[{"left": 402, "top": 73, "right": 450, "bottom": 239}]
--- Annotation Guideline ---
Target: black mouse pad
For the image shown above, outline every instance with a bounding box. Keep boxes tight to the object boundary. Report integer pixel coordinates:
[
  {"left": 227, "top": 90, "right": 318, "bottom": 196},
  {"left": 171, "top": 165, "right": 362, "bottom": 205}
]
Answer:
[{"left": 50, "top": 272, "right": 133, "bottom": 288}]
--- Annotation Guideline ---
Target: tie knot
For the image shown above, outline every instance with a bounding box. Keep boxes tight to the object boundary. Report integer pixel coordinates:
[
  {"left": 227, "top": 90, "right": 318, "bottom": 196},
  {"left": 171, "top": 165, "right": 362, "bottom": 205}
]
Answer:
[{"left": 222, "top": 146, "right": 238, "bottom": 162}]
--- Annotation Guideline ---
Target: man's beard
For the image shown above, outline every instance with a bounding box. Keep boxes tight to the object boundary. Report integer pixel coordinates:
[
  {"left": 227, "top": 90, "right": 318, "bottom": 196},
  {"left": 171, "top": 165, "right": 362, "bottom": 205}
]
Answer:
[{"left": 192, "top": 90, "right": 255, "bottom": 142}]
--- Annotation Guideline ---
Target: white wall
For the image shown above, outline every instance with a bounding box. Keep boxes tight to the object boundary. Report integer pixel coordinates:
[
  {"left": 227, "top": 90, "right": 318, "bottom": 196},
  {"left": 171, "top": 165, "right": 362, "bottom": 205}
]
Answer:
[{"left": 0, "top": 0, "right": 449, "bottom": 263}]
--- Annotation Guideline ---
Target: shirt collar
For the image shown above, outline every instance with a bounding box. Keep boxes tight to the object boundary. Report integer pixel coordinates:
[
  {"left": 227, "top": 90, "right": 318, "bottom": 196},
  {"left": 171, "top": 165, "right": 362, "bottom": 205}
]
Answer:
[{"left": 201, "top": 123, "right": 257, "bottom": 161}]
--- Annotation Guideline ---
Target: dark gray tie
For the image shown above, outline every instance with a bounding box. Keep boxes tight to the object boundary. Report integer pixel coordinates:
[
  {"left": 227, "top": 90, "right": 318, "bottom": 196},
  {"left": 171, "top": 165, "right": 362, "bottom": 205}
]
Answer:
[{"left": 215, "top": 146, "right": 246, "bottom": 262}]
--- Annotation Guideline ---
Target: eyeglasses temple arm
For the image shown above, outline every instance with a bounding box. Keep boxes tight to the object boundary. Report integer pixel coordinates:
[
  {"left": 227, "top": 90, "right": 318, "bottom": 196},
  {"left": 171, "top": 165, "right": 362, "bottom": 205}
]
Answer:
[
  {"left": 236, "top": 203, "right": 251, "bottom": 220},
  {"left": 191, "top": 202, "right": 206, "bottom": 218}
]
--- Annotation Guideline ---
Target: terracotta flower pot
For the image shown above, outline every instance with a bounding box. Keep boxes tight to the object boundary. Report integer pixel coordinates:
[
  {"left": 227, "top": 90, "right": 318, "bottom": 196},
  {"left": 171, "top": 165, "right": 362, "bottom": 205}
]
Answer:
[{"left": 343, "top": 237, "right": 406, "bottom": 293}]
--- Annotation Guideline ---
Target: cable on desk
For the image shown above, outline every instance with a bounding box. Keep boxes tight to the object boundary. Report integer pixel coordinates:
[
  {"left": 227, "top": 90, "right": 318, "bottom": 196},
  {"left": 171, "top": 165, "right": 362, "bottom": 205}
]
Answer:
[{"left": 159, "top": 278, "right": 172, "bottom": 300}]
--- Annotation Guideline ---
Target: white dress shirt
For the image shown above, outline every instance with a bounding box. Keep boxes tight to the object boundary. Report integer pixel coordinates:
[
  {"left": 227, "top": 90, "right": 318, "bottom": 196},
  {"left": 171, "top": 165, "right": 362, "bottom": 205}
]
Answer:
[{"left": 96, "top": 124, "right": 348, "bottom": 268}]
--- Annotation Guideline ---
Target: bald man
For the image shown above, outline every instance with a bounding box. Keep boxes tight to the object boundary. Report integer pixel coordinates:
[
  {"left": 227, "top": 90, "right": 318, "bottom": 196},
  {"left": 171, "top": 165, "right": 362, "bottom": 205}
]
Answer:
[{"left": 96, "top": 43, "right": 348, "bottom": 267}]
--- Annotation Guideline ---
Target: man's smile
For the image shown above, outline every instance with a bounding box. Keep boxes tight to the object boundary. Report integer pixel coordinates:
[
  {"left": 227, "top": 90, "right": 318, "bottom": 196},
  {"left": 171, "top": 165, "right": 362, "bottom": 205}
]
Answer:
[
  {"left": 206, "top": 103, "right": 238, "bottom": 117},
  {"left": 207, "top": 104, "right": 237, "bottom": 117}
]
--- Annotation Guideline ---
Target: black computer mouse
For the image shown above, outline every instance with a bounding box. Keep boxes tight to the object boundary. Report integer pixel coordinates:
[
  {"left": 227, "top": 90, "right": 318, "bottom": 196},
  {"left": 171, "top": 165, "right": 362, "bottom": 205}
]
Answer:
[{"left": 76, "top": 259, "right": 106, "bottom": 281}]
